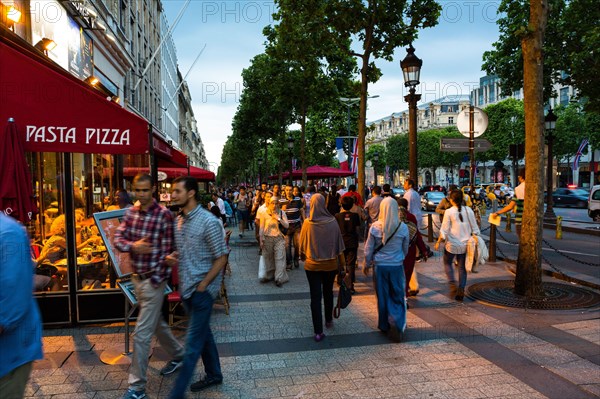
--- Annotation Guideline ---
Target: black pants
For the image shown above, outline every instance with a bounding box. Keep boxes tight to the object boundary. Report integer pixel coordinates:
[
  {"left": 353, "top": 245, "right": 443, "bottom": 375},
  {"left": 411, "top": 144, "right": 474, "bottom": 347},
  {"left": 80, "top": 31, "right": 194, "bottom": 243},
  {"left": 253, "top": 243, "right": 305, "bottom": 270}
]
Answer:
[
  {"left": 343, "top": 247, "right": 357, "bottom": 286},
  {"left": 305, "top": 269, "right": 337, "bottom": 334}
]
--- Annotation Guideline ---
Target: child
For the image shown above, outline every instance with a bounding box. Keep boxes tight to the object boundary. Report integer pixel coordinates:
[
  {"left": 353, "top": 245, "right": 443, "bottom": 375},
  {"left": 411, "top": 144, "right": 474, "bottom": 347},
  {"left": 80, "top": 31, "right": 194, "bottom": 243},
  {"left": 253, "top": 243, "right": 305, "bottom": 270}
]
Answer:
[{"left": 335, "top": 196, "right": 361, "bottom": 293}]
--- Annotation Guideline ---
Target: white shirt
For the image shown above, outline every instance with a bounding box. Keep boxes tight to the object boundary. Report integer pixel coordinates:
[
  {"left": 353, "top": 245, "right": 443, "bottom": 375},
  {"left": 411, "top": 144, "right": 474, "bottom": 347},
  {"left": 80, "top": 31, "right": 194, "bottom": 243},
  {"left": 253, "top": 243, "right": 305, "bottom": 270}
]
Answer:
[
  {"left": 215, "top": 197, "right": 226, "bottom": 215},
  {"left": 439, "top": 206, "right": 480, "bottom": 254},
  {"left": 404, "top": 188, "right": 422, "bottom": 228},
  {"left": 514, "top": 182, "right": 525, "bottom": 200}
]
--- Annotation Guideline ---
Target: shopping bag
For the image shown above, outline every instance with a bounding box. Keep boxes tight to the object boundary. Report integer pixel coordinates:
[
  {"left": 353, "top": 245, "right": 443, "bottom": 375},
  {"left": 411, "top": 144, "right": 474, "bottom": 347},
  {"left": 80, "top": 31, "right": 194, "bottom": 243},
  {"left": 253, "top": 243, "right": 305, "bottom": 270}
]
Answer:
[{"left": 258, "top": 255, "right": 267, "bottom": 279}]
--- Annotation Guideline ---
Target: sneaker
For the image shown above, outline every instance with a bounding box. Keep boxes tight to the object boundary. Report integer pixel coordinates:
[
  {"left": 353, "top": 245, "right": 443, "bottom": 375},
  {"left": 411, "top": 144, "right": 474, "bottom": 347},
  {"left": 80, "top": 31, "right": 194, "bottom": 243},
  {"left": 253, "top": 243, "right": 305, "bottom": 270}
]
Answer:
[
  {"left": 314, "top": 333, "right": 325, "bottom": 342},
  {"left": 190, "top": 377, "right": 223, "bottom": 392},
  {"left": 455, "top": 287, "right": 465, "bottom": 301},
  {"left": 122, "top": 389, "right": 147, "bottom": 399},
  {"left": 160, "top": 359, "right": 182, "bottom": 376}
]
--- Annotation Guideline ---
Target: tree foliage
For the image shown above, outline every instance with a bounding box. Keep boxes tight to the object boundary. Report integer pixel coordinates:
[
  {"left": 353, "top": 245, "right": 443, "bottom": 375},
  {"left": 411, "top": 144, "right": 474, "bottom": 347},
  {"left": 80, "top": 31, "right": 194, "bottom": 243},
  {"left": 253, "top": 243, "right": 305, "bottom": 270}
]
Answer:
[
  {"left": 325, "top": 0, "right": 442, "bottom": 198},
  {"left": 483, "top": 0, "right": 600, "bottom": 112},
  {"left": 480, "top": 98, "right": 525, "bottom": 162}
]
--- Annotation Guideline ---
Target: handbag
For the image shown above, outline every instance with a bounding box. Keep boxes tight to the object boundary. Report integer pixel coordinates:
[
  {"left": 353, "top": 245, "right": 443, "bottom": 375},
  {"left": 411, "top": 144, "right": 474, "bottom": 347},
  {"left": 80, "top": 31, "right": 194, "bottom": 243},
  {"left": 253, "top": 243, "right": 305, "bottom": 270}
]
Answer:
[
  {"left": 333, "top": 273, "right": 352, "bottom": 318},
  {"left": 257, "top": 255, "right": 267, "bottom": 279}
]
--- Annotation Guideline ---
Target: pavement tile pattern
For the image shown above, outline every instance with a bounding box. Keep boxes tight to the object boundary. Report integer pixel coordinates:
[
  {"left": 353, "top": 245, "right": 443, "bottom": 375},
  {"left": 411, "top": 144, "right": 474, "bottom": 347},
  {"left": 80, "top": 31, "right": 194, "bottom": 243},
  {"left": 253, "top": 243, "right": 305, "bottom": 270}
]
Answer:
[{"left": 24, "top": 233, "right": 600, "bottom": 398}]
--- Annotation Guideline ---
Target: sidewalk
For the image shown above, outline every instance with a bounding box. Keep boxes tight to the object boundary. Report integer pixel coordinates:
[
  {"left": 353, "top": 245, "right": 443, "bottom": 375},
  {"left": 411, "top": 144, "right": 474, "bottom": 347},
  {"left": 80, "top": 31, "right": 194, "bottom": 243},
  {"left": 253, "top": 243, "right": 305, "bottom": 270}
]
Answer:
[{"left": 25, "top": 232, "right": 600, "bottom": 399}]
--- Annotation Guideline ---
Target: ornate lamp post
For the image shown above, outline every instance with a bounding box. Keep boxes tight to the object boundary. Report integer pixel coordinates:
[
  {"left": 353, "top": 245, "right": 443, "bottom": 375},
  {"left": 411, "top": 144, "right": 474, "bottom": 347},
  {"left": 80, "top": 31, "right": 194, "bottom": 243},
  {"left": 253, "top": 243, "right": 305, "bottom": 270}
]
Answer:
[
  {"left": 373, "top": 151, "right": 379, "bottom": 186},
  {"left": 257, "top": 157, "right": 264, "bottom": 186},
  {"left": 400, "top": 44, "right": 422, "bottom": 183},
  {"left": 544, "top": 108, "right": 558, "bottom": 222},
  {"left": 286, "top": 135, "right": 295, "bottom": 185}
]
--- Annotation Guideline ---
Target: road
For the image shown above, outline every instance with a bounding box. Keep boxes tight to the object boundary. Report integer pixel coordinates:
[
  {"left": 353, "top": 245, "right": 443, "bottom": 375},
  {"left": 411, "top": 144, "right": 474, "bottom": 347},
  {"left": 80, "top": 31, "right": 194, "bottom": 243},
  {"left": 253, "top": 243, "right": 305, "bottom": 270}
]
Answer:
[{"left": 551, "top": 206, "right": 596, "bottom": 223}]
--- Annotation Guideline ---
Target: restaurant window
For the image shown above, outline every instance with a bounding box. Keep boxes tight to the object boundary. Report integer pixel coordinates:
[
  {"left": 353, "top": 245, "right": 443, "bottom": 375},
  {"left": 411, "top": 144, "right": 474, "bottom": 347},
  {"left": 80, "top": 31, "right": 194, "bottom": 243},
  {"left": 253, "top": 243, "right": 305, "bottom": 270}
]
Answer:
[{"left": 29, "top": 152, "right": 122, "bottom": 293}]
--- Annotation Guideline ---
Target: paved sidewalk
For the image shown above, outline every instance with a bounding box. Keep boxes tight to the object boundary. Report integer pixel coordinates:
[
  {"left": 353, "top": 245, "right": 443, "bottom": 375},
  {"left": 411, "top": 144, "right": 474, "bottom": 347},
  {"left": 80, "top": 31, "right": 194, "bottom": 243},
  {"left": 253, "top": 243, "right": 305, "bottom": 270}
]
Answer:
[{"left": 25, "top": 232, "right": 600, "bottom": 399}]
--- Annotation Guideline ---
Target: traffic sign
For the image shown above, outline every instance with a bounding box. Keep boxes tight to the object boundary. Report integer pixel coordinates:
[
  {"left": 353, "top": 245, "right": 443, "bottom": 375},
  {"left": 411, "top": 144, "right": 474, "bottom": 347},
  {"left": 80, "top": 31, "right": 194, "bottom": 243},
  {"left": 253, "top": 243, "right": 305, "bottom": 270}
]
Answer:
[
  {"left": 456, "top": 107, "right": 488, "bottom": 137},
  {"left": 440, "top": 138, "right": 492, "bottom": 152}
]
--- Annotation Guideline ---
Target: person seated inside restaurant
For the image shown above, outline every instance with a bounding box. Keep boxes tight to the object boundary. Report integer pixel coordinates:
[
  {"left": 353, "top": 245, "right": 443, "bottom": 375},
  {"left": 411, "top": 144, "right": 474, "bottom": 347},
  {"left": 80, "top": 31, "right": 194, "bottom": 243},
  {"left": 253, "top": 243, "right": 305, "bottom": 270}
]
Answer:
[
  {"left": 107, "top": 189, "right": 134, "bottom": 211},
  {"left": 36, "top": 214, "right": 102, "bottom": 266}
]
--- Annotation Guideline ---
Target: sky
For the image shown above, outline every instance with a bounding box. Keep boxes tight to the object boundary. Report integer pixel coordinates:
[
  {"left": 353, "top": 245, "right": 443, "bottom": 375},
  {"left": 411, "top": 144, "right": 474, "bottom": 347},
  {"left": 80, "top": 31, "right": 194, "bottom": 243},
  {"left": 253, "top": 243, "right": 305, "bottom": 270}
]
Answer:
[{"left": 162, "top": 1, "right": 503, "bottom": 173}]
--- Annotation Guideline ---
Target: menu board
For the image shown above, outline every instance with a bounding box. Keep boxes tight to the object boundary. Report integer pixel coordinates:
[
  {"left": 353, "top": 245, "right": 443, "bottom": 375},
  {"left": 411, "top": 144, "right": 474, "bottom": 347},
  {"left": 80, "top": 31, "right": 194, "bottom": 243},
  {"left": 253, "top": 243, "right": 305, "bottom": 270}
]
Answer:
[{"left": 93, "top": 209, "right": 133, "bottom": 277}]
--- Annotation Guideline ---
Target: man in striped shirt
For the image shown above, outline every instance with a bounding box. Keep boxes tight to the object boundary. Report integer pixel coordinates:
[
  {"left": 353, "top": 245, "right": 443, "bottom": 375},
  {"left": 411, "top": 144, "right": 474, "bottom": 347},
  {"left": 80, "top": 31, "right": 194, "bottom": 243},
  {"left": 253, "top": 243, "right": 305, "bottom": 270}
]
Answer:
[{"left": 114, "top": 174, "right": 184, "bottom": 399}]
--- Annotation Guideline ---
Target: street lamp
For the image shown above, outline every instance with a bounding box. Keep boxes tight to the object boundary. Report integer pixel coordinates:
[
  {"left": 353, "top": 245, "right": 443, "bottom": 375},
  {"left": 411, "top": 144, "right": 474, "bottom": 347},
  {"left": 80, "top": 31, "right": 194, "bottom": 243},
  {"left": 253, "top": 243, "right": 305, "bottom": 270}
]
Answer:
[
  {"left": 373, "top": 151, "right": 379, "bottom": 186},
  {"left": 286, "top": 135, "right": 295, "bottom": 185},
  {"left": 257, "top": 157, "right": 263, "bottom": 185},
  {"left": 400, "top": 44, "right": 422, "bottom": 184},
  {"left": 544, "top": 108, "right": 558, "bottom": 222}
]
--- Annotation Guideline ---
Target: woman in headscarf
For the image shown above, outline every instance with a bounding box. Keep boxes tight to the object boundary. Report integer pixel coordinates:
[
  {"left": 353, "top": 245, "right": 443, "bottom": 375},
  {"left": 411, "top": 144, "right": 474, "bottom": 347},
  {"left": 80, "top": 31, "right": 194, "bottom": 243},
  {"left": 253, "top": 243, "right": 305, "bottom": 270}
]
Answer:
[
  {"left": 364, "top": 197, "right": 409, "bottom": 342},
  {"left": 299, "top": 194, "right": 345, "bottom": 342}
]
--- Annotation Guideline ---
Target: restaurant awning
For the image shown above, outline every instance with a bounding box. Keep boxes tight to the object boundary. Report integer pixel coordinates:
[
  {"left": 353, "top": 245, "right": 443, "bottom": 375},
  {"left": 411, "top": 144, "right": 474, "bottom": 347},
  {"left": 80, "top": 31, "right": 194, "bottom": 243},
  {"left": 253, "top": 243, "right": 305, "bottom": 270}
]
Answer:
[
  {"left": 268, "top": 165, "right": 355, "bottom": 180},
  {"left": 0, "top": 33, "right": 149, "bottom": 155},
  {"left": 153, "top": 133, "right": 188, "bottom": 168},
  {"left": 122, "top": 166, "right": 215, "bottom": 181}
]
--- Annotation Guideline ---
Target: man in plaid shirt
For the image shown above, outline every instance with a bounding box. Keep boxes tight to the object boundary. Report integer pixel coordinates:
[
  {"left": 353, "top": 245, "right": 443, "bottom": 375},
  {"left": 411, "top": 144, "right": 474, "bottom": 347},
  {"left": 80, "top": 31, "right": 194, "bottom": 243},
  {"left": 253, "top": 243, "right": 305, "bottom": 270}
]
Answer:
[
  {"left": 114, "top": 174, "right": 184, "bottom": 399},
  {"left": 167, "top": 176, "right": 228, "bottom": 398}
]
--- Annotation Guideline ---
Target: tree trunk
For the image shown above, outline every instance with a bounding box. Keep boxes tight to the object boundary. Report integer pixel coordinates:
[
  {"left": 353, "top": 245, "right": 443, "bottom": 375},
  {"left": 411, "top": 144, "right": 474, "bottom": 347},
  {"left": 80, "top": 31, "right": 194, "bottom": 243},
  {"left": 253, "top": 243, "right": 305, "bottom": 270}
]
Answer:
[
  {"left": 515, "top": 0, "right": 549, "bottom": 297},
  {"left": 301, "top": 101, "right": 307, "bottom": 187},
  {"left": 357, "top": 53, "right": 370, "bottom": 200}
]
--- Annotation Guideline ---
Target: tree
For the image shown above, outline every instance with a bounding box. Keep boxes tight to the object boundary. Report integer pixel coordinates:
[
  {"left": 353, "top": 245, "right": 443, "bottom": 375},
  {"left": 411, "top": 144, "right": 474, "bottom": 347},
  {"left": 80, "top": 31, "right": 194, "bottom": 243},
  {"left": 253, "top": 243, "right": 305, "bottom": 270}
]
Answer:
[
  {"left": 515, "top": 0, "right": 550, "bottom": 297},
  {"left": 264, "top": 0, "right": 356, "bottom": 185},
  {"left": 366, "top": 144, "right": 387, "bottom": 175},
  {"left": 325, "top": 0, "right": 441, "bottom": 200},
  {"left": 483, "top": 0, "right": 600, "bottom": 113},
  {"left": 387, "top": 134, "right": 409, "bottom": 172}
]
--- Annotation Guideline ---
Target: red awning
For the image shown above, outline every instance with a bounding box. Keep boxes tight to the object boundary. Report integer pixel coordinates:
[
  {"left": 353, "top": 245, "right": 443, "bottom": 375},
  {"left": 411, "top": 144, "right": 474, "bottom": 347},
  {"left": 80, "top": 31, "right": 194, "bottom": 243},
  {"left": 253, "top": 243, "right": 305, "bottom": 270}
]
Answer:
[
  {"left": 153, "top": 133, "right": 188, "bottom": 168},
  {"left": 0, "top": 37, "right": 149, "bottom": 155},
  {"left": 123, "top": 166, "right": 215, "bottom": 181},
  {"left": 269, "top": 165, "right": 355, "bottom": 180}
]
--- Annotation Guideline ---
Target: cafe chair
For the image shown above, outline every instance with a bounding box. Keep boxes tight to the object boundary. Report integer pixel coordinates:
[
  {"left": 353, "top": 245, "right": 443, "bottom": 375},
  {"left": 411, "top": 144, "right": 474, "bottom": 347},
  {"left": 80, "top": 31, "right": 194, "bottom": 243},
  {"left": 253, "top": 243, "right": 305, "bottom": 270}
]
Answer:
[{"left": 167, "top": 265, "right": 186, "bottom": 328}]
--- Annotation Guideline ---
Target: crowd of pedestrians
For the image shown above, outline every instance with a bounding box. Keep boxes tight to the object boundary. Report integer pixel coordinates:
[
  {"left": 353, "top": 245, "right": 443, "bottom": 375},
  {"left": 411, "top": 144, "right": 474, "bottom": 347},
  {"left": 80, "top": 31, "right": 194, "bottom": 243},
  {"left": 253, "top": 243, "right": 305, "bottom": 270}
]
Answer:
[{"left": 2, "top": 173, "right": 522, "bottom": 399}]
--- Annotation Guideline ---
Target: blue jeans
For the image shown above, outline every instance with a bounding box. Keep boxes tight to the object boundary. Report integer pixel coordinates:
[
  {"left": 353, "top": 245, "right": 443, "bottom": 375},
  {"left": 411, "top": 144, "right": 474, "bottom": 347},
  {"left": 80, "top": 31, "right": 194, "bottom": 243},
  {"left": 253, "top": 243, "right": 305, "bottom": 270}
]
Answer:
[
  {"left": 169, "top": 291, "right": 222, "bottom": 399},
  {"left": 442, "top": 250, "right": 467, "bottom": 289},
  {"left": 374, "top": 265, "right": 406, "bottom": 333}
]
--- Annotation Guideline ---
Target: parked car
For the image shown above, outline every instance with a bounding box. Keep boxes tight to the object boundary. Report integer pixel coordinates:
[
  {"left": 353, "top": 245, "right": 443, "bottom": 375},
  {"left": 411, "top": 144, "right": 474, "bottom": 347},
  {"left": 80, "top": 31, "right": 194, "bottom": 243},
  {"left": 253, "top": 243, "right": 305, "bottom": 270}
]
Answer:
[
  {"left": 392, "top": 187, "right": 405, "bottom": 199},
  {"left": 552, "top": 187, "right": 589, "bottom": 208},
  {"left": 421, "top": 191, "right": 446, "bottom": 211},
  {"left": 588, "top": 185, "right": 600, "bottom": 222}
]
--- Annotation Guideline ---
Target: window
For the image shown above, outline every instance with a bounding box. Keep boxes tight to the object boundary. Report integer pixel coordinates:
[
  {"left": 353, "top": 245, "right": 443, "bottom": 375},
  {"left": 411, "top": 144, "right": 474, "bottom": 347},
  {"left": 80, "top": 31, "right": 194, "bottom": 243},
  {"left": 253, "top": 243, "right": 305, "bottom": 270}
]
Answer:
[
  {"left": 560, "top": 87, "right": 569, "bottom": 105},
  {"left": 448, "top": 117, "right": 454, "bottom": 125}
]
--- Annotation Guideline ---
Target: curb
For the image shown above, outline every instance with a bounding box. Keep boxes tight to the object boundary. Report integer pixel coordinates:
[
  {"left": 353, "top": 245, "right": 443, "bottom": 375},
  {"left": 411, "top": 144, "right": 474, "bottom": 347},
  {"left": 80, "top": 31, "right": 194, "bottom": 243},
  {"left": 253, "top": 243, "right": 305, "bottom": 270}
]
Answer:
[
  {"left": 543, "top": 223, "right": 600, "bottom": 237},
  {"left": 502, "top": 257, "right": 600, "bottom": 291}
]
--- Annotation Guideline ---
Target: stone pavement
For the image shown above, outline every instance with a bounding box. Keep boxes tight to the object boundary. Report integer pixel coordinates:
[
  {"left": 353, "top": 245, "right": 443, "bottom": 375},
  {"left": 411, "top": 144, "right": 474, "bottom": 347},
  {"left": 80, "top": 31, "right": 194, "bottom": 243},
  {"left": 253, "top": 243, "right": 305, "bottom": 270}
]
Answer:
[{"left": 25, "top": 232, "right": 600, "bottom": 399}]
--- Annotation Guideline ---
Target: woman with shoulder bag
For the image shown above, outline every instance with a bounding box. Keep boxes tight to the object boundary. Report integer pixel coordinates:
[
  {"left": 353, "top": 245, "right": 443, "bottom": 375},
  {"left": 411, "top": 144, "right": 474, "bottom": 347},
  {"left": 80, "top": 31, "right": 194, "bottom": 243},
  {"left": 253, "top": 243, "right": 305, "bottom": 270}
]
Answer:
[
  {"left": 259, "top": 197, "right": 289, "bottom": 287},
  {"left": 434, "top": 189, "right": 480, "bottom": 301},
  {"left": 364, "top": 197, "right": 409, "bottom": 342},
  {"left": 299, "top": 195, "right": 346, "bottom": 342}
]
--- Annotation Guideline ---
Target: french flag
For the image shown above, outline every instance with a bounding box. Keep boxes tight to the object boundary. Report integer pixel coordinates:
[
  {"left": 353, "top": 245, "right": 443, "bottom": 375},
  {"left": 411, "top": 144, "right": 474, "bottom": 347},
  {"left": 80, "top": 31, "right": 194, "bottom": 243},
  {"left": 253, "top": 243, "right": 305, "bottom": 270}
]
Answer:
[
  {"left": 336, "top": 138, "right": 348, "bottom": 170},
  {"left": 350, "top": 139, "right": 359, "bottom": 174}
]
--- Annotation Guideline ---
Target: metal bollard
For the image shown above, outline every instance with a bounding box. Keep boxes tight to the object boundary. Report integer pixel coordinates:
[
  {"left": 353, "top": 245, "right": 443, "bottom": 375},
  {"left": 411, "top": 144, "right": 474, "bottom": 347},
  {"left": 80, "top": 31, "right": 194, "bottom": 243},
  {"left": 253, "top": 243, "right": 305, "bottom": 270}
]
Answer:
[
  {"left": 505, "top": 212, "right": 512, "bottom": 232},
  {"left": 556, "top": 216, "right": 563, "bottom": 239},
  {"left": 492, "top": 199, "right": 498, "bottom": 213},
  {"left": 489, "top": 224, "right": 497, "bottom": 262},
  {"left": 427, "top": 213, "right": 434, "bottom": 242}
]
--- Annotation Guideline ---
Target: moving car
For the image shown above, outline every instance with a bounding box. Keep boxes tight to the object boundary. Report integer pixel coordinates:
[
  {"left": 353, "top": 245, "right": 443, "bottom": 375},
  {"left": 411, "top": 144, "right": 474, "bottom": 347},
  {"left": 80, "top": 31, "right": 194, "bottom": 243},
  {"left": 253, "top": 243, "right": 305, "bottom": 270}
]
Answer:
[
  {"left": 421, "top": 191, "right": 446, "bottom": 211},
  {"left": 392, "top": 187, "right": 405, "bottom": 198},
  {"left": 588, "top": 185, "right": 600, "bottom": 222},
  {"left": 419, "top": 185, "right": 445, "bottom": 195},
  {"left": 552, "top": 187, "right": 589, "bottom": 208}
]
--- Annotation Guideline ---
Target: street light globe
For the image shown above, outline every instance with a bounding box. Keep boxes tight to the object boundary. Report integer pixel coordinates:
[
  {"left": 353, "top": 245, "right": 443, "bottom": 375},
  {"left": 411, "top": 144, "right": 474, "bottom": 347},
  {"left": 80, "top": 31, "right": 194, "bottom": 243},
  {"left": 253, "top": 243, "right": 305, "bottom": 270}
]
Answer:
[
  {"left": 374, "top": 151, "right": 379, "bottom": 162},
  {"left": 286, "top": 135, "right": 295, "bottom": 149},
  {"left": 400, "top": 44, "right": 422, "bottom": 88},
  {"left": 544, "top": 108, "right": 558, "bottom": 131}
]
